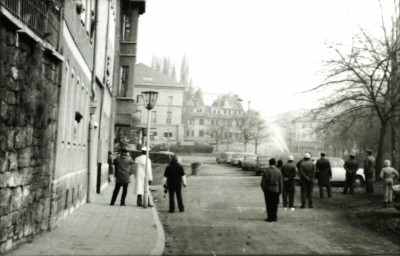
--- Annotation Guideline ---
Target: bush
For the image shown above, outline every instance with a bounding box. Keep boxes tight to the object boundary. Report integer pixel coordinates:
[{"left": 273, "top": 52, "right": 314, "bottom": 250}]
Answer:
[{"left": 169, "top": 144, "right": 214, "bottom": 154}]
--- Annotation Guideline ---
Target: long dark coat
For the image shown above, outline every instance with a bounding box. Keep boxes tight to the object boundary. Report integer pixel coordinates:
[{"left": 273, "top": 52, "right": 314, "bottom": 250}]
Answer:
[{"left": 316, "top": 157, "right": 332, "bottom": 186}]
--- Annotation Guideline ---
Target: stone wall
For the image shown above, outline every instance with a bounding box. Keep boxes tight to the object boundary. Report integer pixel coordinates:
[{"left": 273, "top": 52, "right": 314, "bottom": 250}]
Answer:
[{"left": 0, "top": 20, "right": 60, "bottom": 253}]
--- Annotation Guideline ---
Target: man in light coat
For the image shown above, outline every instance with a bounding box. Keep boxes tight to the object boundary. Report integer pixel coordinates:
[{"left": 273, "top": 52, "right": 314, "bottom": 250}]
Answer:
[{"left": 135, "top": 147, "right": 153, "bottom": 207}]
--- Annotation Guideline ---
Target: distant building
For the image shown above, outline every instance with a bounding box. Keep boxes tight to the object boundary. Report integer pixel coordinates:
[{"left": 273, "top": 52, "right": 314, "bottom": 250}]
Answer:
[{"left": 133, "top": 63, "right": 185, "bottom": 147}]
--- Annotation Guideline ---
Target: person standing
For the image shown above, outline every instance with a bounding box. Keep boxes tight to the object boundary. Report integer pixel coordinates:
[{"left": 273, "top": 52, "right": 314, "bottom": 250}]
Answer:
[
  {"left": 364, "top": 149, "right": 376, "bottom": 193},
  {"left": 134, "top": 147, "right": 153, "bottom": 207},
  {"left": 316, "top": 153, "right": 332, "bottom": 199},
  {"left": 281, "top": 155, "right": 297, "bottom": 209},
  {"left": 343, "top": 154, "right": 359, "bottom": 195},
  {"left": 110, "top": 149, "right": 134, "bottom": 206},
  {"left": 260, "top": 158, "right": 283, "bottom": 222},
  {"left": 380, "top": 160, "right": 399, "bottom": 207},
  {"left": 163, "top": 156, "right": 187, "bottom": 213},
  {"left": 299, "top": 153, "right": 315, "bottom": 208},
  {"left": 108, "top": 151, "right": 114, "bottom": 183}
]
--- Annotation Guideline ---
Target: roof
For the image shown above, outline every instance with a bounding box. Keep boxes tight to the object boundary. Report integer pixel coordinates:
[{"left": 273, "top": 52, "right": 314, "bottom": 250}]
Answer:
[
  {"left": 134, "top": 63, "right": 185, "bottom": 88},
  {"left": 211, "top": 94, "right": 243, "bottom": 109}
]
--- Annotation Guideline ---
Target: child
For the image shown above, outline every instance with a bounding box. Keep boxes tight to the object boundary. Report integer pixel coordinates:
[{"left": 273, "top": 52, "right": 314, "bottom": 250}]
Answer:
[{"left": 380, "top": 160, "right": 399, "bottom": 207}]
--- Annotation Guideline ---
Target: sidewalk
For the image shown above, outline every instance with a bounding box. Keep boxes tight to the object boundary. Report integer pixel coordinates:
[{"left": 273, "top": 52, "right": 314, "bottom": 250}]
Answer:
[{"left": 7, "top": 183, "right": 165, "bottom": 256}]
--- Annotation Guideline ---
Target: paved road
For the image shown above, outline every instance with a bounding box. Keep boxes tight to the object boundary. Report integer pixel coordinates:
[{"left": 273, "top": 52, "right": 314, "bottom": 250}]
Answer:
[{"left": 154, "top": 161, "right": 400, "bottom": 255}]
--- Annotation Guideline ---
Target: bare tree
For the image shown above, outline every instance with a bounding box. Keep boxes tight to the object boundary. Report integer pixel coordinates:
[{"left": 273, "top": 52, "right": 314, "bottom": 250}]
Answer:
[
  {"left": 237, "top": 110, "right": 259, "bottom": 152},
  {"left": 309, "top": 1, "right": 400, "bottom": 176},
  {"left": 253, "top": 117, "right": 270, "bottom": 154}
]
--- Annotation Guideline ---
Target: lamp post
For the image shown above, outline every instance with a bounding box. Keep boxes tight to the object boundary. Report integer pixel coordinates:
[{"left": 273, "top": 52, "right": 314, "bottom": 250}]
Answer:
[{"left": 142, "top": 91, "right": 158, "bottom": 208}]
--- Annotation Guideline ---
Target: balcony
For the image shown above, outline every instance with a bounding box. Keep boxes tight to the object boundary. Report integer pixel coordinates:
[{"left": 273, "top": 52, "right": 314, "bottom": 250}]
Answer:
[{"left": 0, "top": 0, "right": 61, "bottom": 47}]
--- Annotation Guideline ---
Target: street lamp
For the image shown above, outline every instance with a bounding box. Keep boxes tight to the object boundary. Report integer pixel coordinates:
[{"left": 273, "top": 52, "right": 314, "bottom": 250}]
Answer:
[{"left": 142, "top": 91, "right": 158, "bottom": 208}]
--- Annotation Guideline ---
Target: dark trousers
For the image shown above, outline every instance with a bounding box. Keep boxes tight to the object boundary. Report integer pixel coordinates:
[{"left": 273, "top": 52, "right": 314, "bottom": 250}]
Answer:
[
  {"left": 282, "top": 181, "right": 295, "bottom": 207},
  {"left": 300, "top": 180, "right": 313, "bottom": 204},
  {"left": 365, "top": 174, "right": 374, "bottom": 193},
  {"left": 110, "top": 182, "right": 128, "bottom": 205},
  {"left": 343, "top": 174, "right": 355, "bottom": 194},
  {"left": 168, "top": 186, "right": 184, "bottom": 212},
  {"left": 319, "top": 184, "right": 331, "bottom": 198},
  {"left": 264, "top": 191, "right": 280, "bottom": 220}
]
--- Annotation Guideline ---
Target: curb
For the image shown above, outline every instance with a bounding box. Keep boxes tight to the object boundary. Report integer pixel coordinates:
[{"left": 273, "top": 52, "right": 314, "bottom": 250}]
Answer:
[{"left": 148, "top": 197, "right": 165, "bottom": 256}]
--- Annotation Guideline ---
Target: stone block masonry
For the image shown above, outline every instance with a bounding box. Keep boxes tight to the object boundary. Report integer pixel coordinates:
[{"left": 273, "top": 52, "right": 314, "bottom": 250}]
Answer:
[{"left": 0, "top": 20, "right": 60, "bottom": 253}]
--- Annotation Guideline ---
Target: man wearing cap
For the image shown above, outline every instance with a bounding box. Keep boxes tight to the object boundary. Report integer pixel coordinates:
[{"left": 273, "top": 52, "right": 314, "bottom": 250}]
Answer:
[
  {"left": 260, "top": 158, "right": 282, "bottom": 222},
  {"left": 364, "top": 149, "right": 375, "bottom": 193},
  {"left": 343, "top": 154, "right": 359, "bottom": 195},
  {"left": 316, "top": 153, "right": 332, "bottom": 199},
  {"left": 281, "top": 155, "right": 297, "bottom": 208},
  {"left": 110, "top": 149, "right": 134, "bottom": 206},
  {"left": 134, "top": 147, "right": 153, "bottom": 207},
  {"left": 299, "top": 153, "right": 315, "bottom": 208}
]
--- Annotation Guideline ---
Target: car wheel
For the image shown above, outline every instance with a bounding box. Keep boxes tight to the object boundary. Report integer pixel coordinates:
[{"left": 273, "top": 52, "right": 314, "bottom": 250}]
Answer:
[{"left": 354, "top": 175, "right": 364, "bottom": 187}]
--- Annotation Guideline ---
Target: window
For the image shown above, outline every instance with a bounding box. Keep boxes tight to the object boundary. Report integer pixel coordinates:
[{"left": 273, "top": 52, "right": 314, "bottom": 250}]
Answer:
[
  {"left": 199, "top": 131, "right": 204, "bottom": 137},
  {"left": 136, "top": 110, "right": 142, "bottom": 123},
  {"left": 186, "top": 130, "right": 190, "bottom": 137},
  {"left": 151, "top": 111, "right": 157, "bottom": 123},
  {"left": 166, "top": 111, "right": 172, "bottom": 124},
  {"left": 168, "top": 96, "right": 173, "bottom": 105},
  {"left": 122, "top": 14, "right": 131, "bottom": 41},
  {"left": 164, "top": 132, "right": 173, "bottom": 138},
  {"left": 118, "top": 66, "right": 129, "bottom": 97},
  {"left": 199, "top": 119, "right": 204, "bottom": 125}
]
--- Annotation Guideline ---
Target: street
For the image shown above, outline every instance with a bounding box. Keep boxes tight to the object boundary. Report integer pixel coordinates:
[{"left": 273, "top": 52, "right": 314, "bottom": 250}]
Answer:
[{"left": 153, "top": 158, "right": 400, "bottom": 255}]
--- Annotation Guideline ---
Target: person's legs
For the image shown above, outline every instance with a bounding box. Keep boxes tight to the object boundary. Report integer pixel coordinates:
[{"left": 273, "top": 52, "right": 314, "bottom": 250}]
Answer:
[
  {"left": 169, "top": 188, "right": 176, "bottom": 213},
  {"left": 300, "top": 182, "right": 306, "bottom": 207},
  {"left": 349, "top": 175, "right": 355, "bottom": 194},
  {"left": 282, "top": 183, "right": 288, "bottom": 207},
  {"left": 176, "top": 186, "right": 184, "bottom": 212},
  {"left": 288, "top": 184, "right": 295, "bottom": 207},
  {"left": 110, "top": 183, "right": 122, "bottom": 205},
  {"left": 308, "top": 181, "right": 313, "bottom": 208},
  {"left": 137, "top": 194, "right": 143, "bottom": 206},
  {"left": 272, "top": 192, "right": 279, "bottom": 220},
  {"left": 264, "top": 192, "right": 272, "bottom": 220},
  {"left": 327, "top": 183, "right": 332, "bottom": 198},
  {"left": 319, "top": 186, "right": 324, "bottom": 199},
  {"left": 343, "top": 175, "right": 349, "bottom": 194},
  {"left": 121, "top": 183, "right": 128, "bottom": 205}
]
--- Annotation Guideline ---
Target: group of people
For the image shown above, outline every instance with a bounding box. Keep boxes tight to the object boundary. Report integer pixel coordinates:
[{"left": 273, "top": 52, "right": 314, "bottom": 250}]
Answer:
[
  {"left": 108, "top": 147, "right": 187, "bottom": 213},
  {"left": 260, "top": 150, "right": 400, "bottom": 222}
]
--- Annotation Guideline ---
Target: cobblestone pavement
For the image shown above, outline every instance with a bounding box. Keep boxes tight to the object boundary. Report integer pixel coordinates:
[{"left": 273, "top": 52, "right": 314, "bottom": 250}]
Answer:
[{"left": 7, "top": 182, "right": 163, "bottom": 256}]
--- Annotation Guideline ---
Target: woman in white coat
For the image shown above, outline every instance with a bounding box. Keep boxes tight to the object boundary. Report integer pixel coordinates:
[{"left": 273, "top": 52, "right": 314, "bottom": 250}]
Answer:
[{"left": 134, "top": 147, "right": 153, "bottom": 206}]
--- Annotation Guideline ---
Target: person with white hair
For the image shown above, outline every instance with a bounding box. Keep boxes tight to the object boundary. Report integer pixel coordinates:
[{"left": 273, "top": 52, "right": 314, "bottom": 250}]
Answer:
[
  {"left": 380, "top": 160, "right": 399, "bottom": 208},
  {"left": 280, "top": 155, "right": 297, "bottom": 209},
  {"left": 134, "top": 147, "right": 153, "bottom": 207},
  {"left": 299, "top": 153, "right": 315, "bottom": 208}
]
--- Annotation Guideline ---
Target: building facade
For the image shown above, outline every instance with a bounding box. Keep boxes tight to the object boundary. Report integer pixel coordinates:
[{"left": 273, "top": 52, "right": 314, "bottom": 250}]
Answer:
[
  {"left": 0, "top": 0, "right": 146, "bottom": 253},
  {"left": 133, "top": 63, "right": 185, "bottom": 147}
]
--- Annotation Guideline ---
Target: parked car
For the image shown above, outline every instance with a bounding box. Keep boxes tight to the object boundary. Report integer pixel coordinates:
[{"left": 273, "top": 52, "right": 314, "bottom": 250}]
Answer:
[
  {"left": 255, "top": 155, "right": 273, "bottom": 176},
  {"left": 295, "top": 157, "right": 365, "bottom": 187},
  {"left": 216, "top": 152, "right": 235, "bottom": 164},
  {"left": 231, "top": 153, "right": 257, "bottom": 167},
  {"left": 242, "top": 155, "right": 257, "bottom": 170}
]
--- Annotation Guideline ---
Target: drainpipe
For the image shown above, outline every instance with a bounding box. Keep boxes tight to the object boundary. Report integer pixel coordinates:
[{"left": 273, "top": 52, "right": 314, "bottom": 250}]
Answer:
[{"left": 87, "top": 0, "right": 100, "bottom": 203}]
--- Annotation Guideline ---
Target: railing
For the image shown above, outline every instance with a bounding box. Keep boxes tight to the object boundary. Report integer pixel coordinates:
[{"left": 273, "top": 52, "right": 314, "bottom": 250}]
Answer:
[{"left": 0, "top": 0, "right": 62, "bottom": 47}]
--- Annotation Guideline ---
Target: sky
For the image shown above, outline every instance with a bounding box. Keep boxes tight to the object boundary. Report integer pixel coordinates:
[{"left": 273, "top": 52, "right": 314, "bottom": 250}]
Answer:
[{"left": 136, "top": 0, "right": 393, "bottom": 116}]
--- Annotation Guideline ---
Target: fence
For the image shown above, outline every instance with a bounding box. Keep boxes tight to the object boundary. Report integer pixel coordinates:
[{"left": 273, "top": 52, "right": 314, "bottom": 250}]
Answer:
[{"left": 1, "top": 0, "right": 61, "bottom": 47}]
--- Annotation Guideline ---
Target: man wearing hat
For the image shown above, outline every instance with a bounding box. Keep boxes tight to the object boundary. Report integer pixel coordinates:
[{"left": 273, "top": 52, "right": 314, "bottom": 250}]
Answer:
[
  {"left": 110, "top": 149, "right": 134, "bottom": 206},
  {"left": 364, "top": 149, "right": 375, "bottom": 193},
  {"left": 281, "top": 155, "right": 297, "bottom": 208},
  {"left": 316, "top": 153, "right": 332, "bottom": 199},
  {"left": 260, "top": 158, "right": 282, "bottom": 222},
  {"left": 343, "top": 154, "right": 359, "bottom": 194},
  {"left": 134, "top": 147, "right": 153, "bottom": 207},
  {"left": 299, "top": 153, "right": 315, "bottom": 208}
]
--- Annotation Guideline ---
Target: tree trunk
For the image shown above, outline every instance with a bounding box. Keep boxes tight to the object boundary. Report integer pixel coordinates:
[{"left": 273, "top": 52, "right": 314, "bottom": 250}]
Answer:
[
  {"left": 375, "top": 122, "right": 388, "bottom": 180},
  {"left": 391, "top": 122, "right": 400, "bottom": 170},
  {"left": 255, "top": 141, "right": 258, "bottom": 154}
]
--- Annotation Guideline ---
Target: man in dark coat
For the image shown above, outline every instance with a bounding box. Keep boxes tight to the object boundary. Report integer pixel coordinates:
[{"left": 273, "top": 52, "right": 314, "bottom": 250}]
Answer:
[
  {"left": 281, "top": 155, "right": 297, "bottom": 208},
  {"left": 316, "top": 153, "right": 332, "bottom": 199},
  {"left": 261, "top": 158, "right": 282, "bottom": 222},
  {"left": 164, "top": 156, "right": 187, "bottom": 213},
  {"left": 364, "top": 149, "right": 375, "bottom": 193},
  {"left": 343, "top": 154, "right": 359, "bottom": 195},
  {"left": 299, "top": 153, "right": 315, "bottom": 208},
  {"left": 110, "top": 149, "right": 134, "bottom": 206}
]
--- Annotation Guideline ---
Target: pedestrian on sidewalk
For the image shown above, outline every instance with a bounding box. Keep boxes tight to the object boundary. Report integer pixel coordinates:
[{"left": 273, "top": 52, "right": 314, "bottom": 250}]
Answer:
[
  {"left": 364, "top": 149, "right": 376, "bottom": 193},
  {"left": 163, "top": 155, "right": 187, "bottom": 213},
  {"left": 316, "top": 153, "right": 332, "bottom": 199},
  {"left": 134, "top": 147, "right": 153, "bottom": 207},
  {"left": 260, "top": 158, "right": 283, "bottom": 222},
  {"left": 108, "top": 151, "right": 114, "bottom": 183},
  {"left": 110, "top": 149, "right": 134, "bottom": 206},
  {"left": 281, "top": 155, "right": 297, "bottom": 209},
  {"left": 343, "top": 154, "right": 359, "bottom": 195},
  {"left": 299, "top": 153, "right": 315, "bottom": 208},
  {"left": 380, "top": 160, "right": 399, "bottom": 208}
]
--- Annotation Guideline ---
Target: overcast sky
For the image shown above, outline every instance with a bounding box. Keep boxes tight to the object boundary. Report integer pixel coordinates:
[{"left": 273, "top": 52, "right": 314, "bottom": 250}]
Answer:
[{"left": 136, "top": 0, "right": 392, "bottom": 116}]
